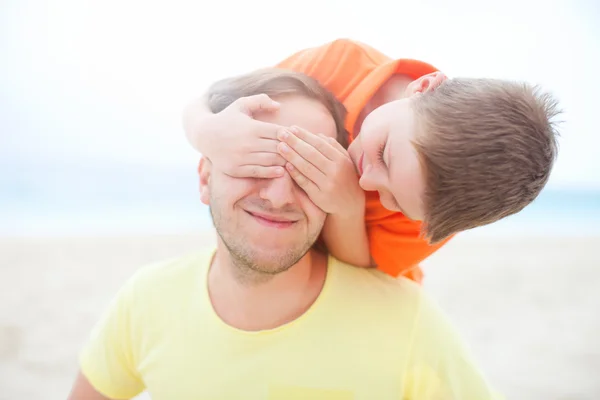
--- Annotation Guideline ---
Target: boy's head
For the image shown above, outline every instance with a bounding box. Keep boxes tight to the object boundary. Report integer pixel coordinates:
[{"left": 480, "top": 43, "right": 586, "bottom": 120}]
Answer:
[{"left": 348, "top": 76, "right": 561, "bottom": 243}]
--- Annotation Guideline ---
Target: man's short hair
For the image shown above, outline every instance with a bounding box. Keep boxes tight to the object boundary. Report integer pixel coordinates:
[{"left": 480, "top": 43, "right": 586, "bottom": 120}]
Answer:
[
  {"left": 411, "top": 78, "right": 561, "bottom": 243},
  {"left": 207, "top": 68, "right": 348, "bottom": 148}
]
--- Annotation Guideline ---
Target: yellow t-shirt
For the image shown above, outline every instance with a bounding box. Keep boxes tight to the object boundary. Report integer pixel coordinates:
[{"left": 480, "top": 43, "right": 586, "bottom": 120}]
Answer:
[{"left": 80, "top": 249, "right": 500, "bottom": 399}]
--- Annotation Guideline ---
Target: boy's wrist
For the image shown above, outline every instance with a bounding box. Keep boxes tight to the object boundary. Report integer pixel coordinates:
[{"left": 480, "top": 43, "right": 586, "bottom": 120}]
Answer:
[
  {"left": 194, "top": 114, "right": 221, "bottom": 153},
  {"left": 183, "top": 95, "right": 218, "bottom": 152}
]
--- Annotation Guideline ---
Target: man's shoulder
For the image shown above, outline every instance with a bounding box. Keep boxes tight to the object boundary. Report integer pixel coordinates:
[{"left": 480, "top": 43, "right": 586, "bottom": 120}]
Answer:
[
  {"left": 124, "top": 247, "right": 214, "bottom": 297},
  {"left": 328, "top": 255, "right": 425, "bottom": 300},
  {"left": 326, "top": 256, "right": 432, "bottom": 334}
]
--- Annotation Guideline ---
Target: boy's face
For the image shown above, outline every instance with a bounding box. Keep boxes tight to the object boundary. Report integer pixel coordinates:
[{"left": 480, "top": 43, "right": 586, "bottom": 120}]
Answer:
[{"left": 347, "top": 98, "right": 425, "bottom": 221}]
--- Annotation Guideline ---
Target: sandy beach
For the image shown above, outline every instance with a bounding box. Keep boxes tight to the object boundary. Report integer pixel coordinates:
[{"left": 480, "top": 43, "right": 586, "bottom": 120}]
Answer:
[{"left": 1, "top": 233, "right": 599, "bottom": 399}]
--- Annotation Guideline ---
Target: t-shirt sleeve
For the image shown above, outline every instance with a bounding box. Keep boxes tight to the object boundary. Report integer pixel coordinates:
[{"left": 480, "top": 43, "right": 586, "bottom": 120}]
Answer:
[
  {"left": 402, "top": 292, "right": 503, "bottom": 400},
  {"left": 79, "top": 278, "right": 145, "bottom": 399},
  {"left": 369, "top": 213, "right": 453, "bottom": 278}
]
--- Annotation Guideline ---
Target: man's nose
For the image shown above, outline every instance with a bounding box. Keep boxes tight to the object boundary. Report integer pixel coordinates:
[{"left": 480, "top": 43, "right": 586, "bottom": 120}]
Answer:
[{"left": 259, "top": 174, "right": 296, "bottom": 209}]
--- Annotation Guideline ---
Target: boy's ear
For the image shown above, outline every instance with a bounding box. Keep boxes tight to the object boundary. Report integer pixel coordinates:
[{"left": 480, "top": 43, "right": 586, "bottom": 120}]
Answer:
[
  {"left": 198, "top": 157, "right": 212, "bottom": 205},
  {"left": 405, "top": 72, "right": 447, "bottom": 97}
]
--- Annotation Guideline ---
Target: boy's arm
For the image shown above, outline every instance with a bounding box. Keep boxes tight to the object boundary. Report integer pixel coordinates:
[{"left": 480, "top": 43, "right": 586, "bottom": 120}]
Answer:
[
  {"left": 323, "top": 209, "right": 451, "bottom": 273},
  {"left": 321, "top": 207, "right": 372, "bottom": 268},
  {"left": 182, "top": 94, "right": 212, "bottom": 153}
]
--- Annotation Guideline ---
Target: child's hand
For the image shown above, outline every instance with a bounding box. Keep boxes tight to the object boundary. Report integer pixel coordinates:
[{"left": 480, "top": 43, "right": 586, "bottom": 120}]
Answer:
[
  {"left": 201, "top": 94, "right": 288, "bottom": 179},
  {"left": 277, "top": 126, "right": 365, "bottom": 216}
]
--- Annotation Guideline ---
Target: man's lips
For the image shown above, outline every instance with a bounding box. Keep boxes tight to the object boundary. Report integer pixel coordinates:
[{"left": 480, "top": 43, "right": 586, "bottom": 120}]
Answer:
[{"left": 245, "top": 211, "right": 298, "bottom": 228}]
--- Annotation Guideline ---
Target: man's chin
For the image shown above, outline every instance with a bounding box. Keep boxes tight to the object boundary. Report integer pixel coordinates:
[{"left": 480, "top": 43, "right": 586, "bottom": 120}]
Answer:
[
  {"left": 250, "top": 245, "right": 303, "bottom": 261},
  {"left": 247, "top": 234, "right": 303, "bottom": 251},
  {"left": 245, "top": 244, "right": 311, "bottom": 270}
]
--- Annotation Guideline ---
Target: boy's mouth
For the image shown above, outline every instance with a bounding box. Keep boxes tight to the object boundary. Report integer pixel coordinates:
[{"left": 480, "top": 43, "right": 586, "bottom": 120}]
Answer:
[{"left": 357, "top": 152, "right": 365, "bottom": 176}]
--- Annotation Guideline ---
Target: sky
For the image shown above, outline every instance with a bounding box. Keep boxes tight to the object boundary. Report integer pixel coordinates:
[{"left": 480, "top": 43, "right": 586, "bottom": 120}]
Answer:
[{"left": 1, "top": 0, "right": 599, "bottom": 189}]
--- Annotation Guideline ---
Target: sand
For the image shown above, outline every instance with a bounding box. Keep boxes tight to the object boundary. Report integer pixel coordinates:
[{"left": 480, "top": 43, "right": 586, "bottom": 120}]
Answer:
[{"left": 1, "top": 233, "right": 599, "bottom": 399}]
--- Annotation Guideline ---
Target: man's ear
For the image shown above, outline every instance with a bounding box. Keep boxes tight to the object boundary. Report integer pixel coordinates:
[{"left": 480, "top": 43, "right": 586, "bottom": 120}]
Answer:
[
  {"left": 197, "top": 157, "right": 212, "bottom": 205},
  {"left": 405, "top": 71, "right": 447, "bottom": 97}
]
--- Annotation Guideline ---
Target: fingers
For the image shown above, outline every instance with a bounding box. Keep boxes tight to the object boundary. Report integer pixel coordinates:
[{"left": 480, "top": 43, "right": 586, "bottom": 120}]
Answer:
[
  {"left": 228, "top": 165, "right": 285, "bottom": 179},
  {"left": 234, "top": 94, "right": 280, "bottom": 116},
  {"left": 242, "top": 152, "right": 287, "bottom": 167},
  {"left": 285, "top": 162, "right": 319, "bottom": 197},
  {"left": 250, "top": 121, "right": 289, "bottom": 141},
  {"left": 277, "top": 130, "right": 331, "bottom": 173},
  {"left": 277, "top": 141, "right": 326, "bottom": 188},
  {"left": 281, "top": 126, "right": 341, "bottom": 161},
  {"left": 318, "top": 133, "right": 348, "bottom": 156},
  {"left": 230, "top": 94, "right": 287, "bottom": 141},
  {"left": 248, "top": 138, "right": 282, "bottom": 153}
]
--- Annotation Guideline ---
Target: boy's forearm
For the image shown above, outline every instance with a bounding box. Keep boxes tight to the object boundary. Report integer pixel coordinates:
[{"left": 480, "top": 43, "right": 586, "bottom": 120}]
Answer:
[
  {"left": 322, "top": 212, "right": 372, "bottom": 268},
  {"left": 182, "top": 95, "right": 213, "bottom": 152}
]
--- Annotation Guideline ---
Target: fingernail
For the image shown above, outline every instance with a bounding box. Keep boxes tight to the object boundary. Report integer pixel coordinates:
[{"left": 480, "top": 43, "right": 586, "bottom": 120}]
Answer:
[
  {"left": 275, "top": 167, "right": 284, "bottom": 175},
  {"left": 279, "top": 143, "right": 290, "bottom": 153},
  {"left": 286, "top": 163, "right": 294, "bottom": 171},
  {"left": 278, "top": 130, "right": 288, "bottom": 140},
  {"left": 290, "top": 126, "right": 299, "bottom": 134}
]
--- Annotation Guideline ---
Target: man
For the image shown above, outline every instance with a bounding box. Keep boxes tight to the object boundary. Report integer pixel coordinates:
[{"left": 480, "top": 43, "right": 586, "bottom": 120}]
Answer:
[{"left": 69, "top": 69, "right": 498, "bottom": 399}]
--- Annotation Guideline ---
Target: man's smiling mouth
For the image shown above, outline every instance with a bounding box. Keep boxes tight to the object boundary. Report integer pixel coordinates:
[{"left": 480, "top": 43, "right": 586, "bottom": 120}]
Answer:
[{"left": 245, "top": 211, "right": 298, "bottom": 229}]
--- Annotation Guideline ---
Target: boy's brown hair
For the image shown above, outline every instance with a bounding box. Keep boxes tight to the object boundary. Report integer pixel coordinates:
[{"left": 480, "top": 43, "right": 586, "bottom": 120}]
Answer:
[
  {"left": 206, "top": 68, "right": 348, "bottom": 148},
  {"left": 411, "top": 78, "right": 561, "bottom": 243}
]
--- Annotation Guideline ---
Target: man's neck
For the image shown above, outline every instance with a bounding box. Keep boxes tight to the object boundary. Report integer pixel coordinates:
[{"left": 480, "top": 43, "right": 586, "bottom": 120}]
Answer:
[{"left": 208, "top": 248, "right": 328, "bottom": 331}]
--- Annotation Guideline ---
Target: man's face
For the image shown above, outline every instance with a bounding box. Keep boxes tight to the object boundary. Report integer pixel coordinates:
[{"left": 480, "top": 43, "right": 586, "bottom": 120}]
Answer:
[
  {"left": 199, "top": 95, "right": 338, "bottom": 274},
  {"left": 348, "top": 98, "right": 426, "bottom": 221}
]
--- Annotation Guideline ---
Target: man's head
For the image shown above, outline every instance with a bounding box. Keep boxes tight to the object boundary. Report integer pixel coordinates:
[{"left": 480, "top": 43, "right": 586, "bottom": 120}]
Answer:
[
  {"left": 199, "top": 69, "right": 347, "bottom": 274},
  {"left": 348, "top": 74, "right": 560, "bottom": 243}
]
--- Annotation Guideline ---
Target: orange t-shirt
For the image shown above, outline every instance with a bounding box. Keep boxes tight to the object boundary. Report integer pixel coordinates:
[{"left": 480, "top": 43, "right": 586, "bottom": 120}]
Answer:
[{"left": 277, "top": 39, "right": 452, "bottom": 281}]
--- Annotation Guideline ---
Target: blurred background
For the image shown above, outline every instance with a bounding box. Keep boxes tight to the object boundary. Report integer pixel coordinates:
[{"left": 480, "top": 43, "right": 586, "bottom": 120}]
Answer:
[{"left": 1, "top": 0, "right": 599, "bottom": 399}]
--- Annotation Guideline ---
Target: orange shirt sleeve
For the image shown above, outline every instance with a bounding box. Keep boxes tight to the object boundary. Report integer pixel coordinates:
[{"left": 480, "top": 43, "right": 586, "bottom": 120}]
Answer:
[{"left": 276, "top": 39, "right": 451, "bottom": 280}]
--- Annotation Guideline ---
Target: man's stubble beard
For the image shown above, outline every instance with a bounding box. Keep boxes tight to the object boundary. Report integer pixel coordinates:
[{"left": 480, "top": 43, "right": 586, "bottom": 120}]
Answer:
[{"left": 209, "top": 196, "right": 322, "bottom": 285}]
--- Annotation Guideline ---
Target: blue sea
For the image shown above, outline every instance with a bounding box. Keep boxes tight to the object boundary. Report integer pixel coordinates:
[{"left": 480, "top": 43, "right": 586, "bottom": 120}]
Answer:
[{"left": 1, "top": 162, "right": 599, "bottom": 238}]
